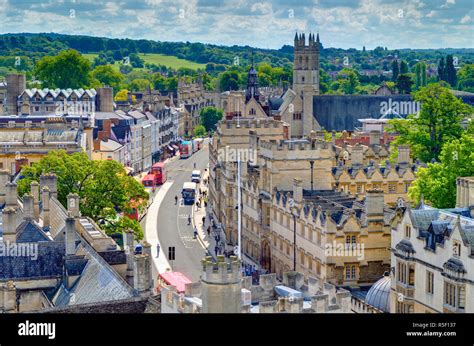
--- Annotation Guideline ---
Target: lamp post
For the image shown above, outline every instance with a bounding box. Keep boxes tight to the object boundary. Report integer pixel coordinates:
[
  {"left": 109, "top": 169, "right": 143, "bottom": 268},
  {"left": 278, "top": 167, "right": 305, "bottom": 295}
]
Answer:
[{"left": 309, "top": 160, "right": 315, "bottom": 191}]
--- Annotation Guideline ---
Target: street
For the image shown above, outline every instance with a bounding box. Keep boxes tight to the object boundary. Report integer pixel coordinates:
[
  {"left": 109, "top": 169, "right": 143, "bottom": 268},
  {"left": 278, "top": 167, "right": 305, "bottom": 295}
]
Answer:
[{"left": 145, "top": 142, "right": 210, "bottom": 283}]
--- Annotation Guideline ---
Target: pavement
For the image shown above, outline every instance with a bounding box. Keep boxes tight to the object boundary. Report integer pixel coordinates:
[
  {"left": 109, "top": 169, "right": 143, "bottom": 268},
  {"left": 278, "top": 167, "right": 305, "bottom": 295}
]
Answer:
[{"left": 191, "top": 165, "right": 222, "bottom": 260}]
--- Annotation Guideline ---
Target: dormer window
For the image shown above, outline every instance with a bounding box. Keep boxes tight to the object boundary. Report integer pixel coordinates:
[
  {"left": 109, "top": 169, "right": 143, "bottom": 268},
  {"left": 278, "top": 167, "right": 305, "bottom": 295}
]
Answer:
[
  {"left": 453, "top": 241, "right": 461, "bottom": 257},
  {"left": 404, "top": 225, "right": 411, "bottom": 238}
]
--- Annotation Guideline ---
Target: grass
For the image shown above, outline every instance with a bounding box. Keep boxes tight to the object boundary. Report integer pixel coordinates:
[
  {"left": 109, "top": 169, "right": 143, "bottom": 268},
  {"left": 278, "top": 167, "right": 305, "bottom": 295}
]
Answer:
[{"left": 82, "top": 53, "right": 205, "bottom": 70}]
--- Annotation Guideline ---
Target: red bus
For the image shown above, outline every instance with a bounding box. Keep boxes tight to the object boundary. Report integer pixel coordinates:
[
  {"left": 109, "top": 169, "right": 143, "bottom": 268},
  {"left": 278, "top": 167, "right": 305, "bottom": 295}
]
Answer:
[
  {"left": 157, "top": 271, "right": 192, "bottom": 294},
  {"left": 151, "top": 162, "right": 167, "bottom": 184},
  {"left": 141, "top": 174, "right": 157, "bottom": 190}
]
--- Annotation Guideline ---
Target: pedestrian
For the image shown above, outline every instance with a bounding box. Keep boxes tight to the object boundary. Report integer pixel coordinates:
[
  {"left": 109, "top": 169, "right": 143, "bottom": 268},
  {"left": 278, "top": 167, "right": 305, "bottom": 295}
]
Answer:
[
  {"left": 202, "top": 216, "right": 206, "bottom": 226},
  {"left": 187, "top": 214, "right": 191, "bottom": 225},
  {"left": 204, "top": 200, "right": 208, "bottom": 208},
  {"left": 175, "top": 195, "right": 178, "bottom": 205},
  {"left": 207, "top": 226, "right": 210, "bottom": 236},
  {"left": 156, "top": 243, "right": 160, "bottom": 258},
  {"left": 214, "top": 246, "right": 218, "bottom": 255},
  {"left": 193, "top": 227, "right": 198, "bottom": 239},
  {"left": 194, "top": 162, "right": 196, "bottom": 169},
  {"left": 195, "top": 200, "right": 199, "bottom": 211}
]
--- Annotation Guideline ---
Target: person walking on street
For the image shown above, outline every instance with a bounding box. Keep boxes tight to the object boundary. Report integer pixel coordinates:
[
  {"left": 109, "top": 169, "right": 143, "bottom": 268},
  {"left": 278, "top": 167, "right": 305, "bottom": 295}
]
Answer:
[
  {"left": 175, "top": 195, "right": 178, "bottom": 205},
  {"left": 187, "top": 214, "right": 191, "bottom": 225},
  {"left": 195, "top": 200, "right": 200, "bottom": 211},
  {"left": 156, "top": 243, "right": 160, "bottom": 258},
  {"left": 207, "top": 226, "right": 210, "bottom": 236},
  {"left": 194, "top": 162, "right": 196, "bottom": 169},
  {"left": 193, "top": 227, "right": 198, "bottom": 239},
  {"left": 202, "top": 216, "right": 206, "bottom": 226}
]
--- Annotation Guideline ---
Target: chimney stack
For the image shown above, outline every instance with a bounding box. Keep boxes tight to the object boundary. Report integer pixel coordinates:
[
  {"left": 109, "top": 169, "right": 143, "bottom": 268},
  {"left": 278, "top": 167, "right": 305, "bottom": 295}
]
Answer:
[
  {"left": 65, "top": 216, "right": 76, "bottom": 256},
  {"left": 96, "top": 87, "right": 114, "bottom": 112},
  {"left": 365, "top": 189, "right": 384, "bottom": 218},
  {"left": 67, "top": 193, "right": 80, "bottom": 218},
  {"left": 351, "top": 144, "right": 364, "bottom": 166},
  {"left": 0, "top": 170, "right": 10, "bottom": 205},
  {"left": 22, "top": 194, "right": 34, "bottom": 220},
  {"left": 133, "top": 253, "right": 152, "bottom": 296},
  {"left": 293, "top": 178, "right": 303, "bottom": 204},
  {"left": 123, "top": 229, "right": 134, "bottom": 283},
  {"left": 369, "top": 130, "right": 381, "bottom": 146},
  {"left": 42, "top": 187, "right": 50, "bottom": 229},
  {"left": 397, "top": 145, "right": 411, "bottom": 165},
  {"left": 30, "top": 181, "right": 40, "bottom": 220},
  {"left": 40, "top": 174, "right": 58, "bottom": 200},
  {"left": 2, "top": 207, "right": 17, "bottom": 243},
  {"left": 5, "top": 182, "right": 18, "bottom": 208}
]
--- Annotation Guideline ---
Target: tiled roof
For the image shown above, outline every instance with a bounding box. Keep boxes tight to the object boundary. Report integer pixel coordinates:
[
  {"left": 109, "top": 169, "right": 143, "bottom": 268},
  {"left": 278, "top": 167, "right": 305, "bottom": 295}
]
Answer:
[{"left": 15, "top": 219, "right": 51, "bottom": 243}]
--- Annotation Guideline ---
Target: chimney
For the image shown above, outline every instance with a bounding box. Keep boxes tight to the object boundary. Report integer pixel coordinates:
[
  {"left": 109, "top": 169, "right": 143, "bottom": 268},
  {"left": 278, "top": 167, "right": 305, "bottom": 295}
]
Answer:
[
  {"left": 67, "top": 193, "right": 80, "bottom": 218},
  {"left": 0, "top": 170, "right": 10, "bottom": 205},
  {"left": 40, "top": 174, "right": 58, "bottom": 200},
  {"left": 293, "top": 178, "right": 303, "bottom": 204},
  {"left": 96, "top": 87, "right": 114, "bottom": 112},
  {"left": 30, "top": 181, "right": 40, "bottom": 220},
  {"left": 42, "top": 187, "right": 50, "bottom": 229},
  {"left": 0, "top": 281, "right": 17, "bottom": 313},
  {"left": 365, "top": 189, "right": 384, "bottom": 218},
  {"left": 397, "top": 145, "right": 410, "bottom": 165},
  {"left": 5, "top": 182, "right": 18, "bottom": 208},
  {"left": 65, "top": 216, "right": 76, "bottom": 256},
  {"left": 6, "top": 74, "right": 26, "bottom": 115},
  {"left": 351, "top": 144, "right": 364, "bottom": 166},
  {"left": 369, "top": 130, "right": 381, "bottom": 146},
  {"left": 123, "top": 229, "right": 134, "bottom": 282},
  {"left": 133, "top": 253, "right": 152, "bottom": 296},
  {"left": 103, "top": 119, "right": 112, "bottom": 137},
  {"left": 2, "top": 207, "right": 17, "bottom": 243},
  {"left": 22, "top": 194, "right": 34, "bottom": 220}
]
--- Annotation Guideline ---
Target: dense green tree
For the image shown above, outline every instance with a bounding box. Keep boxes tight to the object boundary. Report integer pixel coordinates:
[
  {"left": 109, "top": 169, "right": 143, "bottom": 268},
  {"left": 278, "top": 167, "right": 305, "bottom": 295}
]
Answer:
[
  {"left": 200, "top": 106, "right": 223, "bottom": 131},
  {"left": 400, "top": 60, "right": 409, "bottom": 74},
  {"left": 129, "top": 78, "right": 150, "bottom": 91},
  {"left": 219, "top": 70, "right": 240, "bottom": 91},
  {"left": 17, "top": 150, "right": 148, "bottom": 240},
  {"left": 90, "top": 65, "right": 124, "bottom": 90},
  {"left": 457, "top": 64, "right": 474, "bottom": 92},
  {"left": 408, "top": 133, "right": 474, "bottom": 208},
  {"left": 438, "top": 57, "right": 446, "bottom": 82},
  {"left": 391, "top": 59, "right": 399, "bottom": 82},
  {"left": 337, "top": 68, "right": 360, "bottom": 94},
  {"left": 396, "top": 74, "right": 414, "bottom": 94},
  {"left": 193, "top": 125, "right": 207, "bottom": 138},
  {"left": 386, "top": 84, "right": 473, "bottom": 162},
  {"left": 445, "top": 55, "right": 457, "bottom": 87},
  {"left": 35, "top": 49, "right": 91, "bottom": 88}
]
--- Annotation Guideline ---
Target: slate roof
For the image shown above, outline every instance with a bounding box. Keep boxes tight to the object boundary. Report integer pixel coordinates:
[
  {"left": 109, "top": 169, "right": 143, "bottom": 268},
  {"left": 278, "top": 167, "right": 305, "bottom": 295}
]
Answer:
[
  {"left": 0, "top": 242, "right": 65, "bottom": 280},
  {"left": 15, "top": 219, "right": 51, "bottom": 243},
  {"left": 52, "top": 240, "right": 136, "bottom": 307}
]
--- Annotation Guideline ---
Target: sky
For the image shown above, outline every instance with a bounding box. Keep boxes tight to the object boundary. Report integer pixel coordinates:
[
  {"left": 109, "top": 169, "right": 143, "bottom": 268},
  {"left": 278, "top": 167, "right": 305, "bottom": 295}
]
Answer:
[{"left": 0, "top": 0, "right": 473, "bottom": 49}]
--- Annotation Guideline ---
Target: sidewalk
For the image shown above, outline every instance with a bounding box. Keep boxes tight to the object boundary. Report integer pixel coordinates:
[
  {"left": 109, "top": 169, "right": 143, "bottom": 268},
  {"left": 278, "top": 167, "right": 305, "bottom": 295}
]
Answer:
[{"left": 192, "top": 165, "right": 222, "bottom": 259}]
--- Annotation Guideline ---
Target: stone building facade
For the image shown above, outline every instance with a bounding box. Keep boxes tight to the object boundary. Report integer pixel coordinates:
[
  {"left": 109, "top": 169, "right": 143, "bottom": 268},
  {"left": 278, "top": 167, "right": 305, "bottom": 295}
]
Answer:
[{"left": 389, "top": 177, "right": 474, "bottom": 313}]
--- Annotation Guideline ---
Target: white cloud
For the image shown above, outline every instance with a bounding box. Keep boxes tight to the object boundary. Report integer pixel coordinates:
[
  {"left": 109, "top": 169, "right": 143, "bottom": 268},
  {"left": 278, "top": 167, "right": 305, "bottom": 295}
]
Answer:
[{"left": 460, "top": 15, "right": 471, "bottom": 24}]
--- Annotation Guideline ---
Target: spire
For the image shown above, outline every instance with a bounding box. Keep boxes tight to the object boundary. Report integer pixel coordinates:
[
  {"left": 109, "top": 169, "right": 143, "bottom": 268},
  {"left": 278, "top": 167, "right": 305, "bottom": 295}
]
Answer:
[
  {"left": 246, "top": 51, "right": 260, "bottom": 103},
  {"left": 316, "top": 32, "right": 320, "bottom": 43},
  {"left": 294, "top": 31, "right": 298, "bottom": 42}
]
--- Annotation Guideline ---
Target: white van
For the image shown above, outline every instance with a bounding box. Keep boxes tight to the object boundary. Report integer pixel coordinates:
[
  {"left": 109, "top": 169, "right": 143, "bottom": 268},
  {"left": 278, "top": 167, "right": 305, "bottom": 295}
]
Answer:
[{"left": 191, "top": 170, "right": 201, "bottom": 183}]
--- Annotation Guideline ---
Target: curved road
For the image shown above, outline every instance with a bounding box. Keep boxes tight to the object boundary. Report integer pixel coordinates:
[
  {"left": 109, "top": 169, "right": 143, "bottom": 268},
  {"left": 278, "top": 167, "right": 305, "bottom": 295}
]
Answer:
[{"left": 154, "top": 143, "right": 210, "bottom": 282}]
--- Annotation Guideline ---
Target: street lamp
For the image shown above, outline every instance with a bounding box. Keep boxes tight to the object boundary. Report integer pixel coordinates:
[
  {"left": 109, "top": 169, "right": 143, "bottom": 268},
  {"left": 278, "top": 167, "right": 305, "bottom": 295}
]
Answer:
[{"left": 288, "top": 198, "right": 297, "bottom": 271}]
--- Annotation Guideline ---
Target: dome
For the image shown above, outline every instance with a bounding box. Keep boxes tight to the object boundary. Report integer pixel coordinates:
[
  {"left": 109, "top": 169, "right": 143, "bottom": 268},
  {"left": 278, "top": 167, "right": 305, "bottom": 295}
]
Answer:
[{"left": 365, "top": 275, "right": 391, "bottom": 312}]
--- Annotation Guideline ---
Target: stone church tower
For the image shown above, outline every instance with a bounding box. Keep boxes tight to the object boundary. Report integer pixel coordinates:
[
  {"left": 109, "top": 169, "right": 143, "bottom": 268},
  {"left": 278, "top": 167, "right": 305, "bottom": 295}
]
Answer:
[{"left": 293, "top": 32, "right": 320, "bottom": 135}]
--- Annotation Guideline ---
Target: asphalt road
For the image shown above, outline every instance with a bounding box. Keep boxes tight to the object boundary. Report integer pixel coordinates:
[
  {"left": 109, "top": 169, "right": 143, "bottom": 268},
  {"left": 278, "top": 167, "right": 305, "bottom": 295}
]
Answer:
[{"left": 155, "top": 143, "right": 210, "bottom": 282}]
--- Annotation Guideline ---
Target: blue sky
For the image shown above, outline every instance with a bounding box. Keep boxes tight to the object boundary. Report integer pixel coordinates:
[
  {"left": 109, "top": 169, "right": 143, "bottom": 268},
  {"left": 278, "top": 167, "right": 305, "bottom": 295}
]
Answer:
[{"left": 0, "top": 0, "right": 472, "bottom": 49}]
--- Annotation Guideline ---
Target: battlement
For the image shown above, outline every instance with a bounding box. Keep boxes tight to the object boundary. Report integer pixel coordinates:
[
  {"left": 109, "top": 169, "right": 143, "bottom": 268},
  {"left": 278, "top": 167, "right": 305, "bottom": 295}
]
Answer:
[
  {"left": 222, "top": 118, "right": 283, "bottom": 130},
  {"left": 259, "top": 138, "right": 333, "bottom": 153},
  {"left": 200, "top": 255, "right": 241, "bottom": 284}
]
